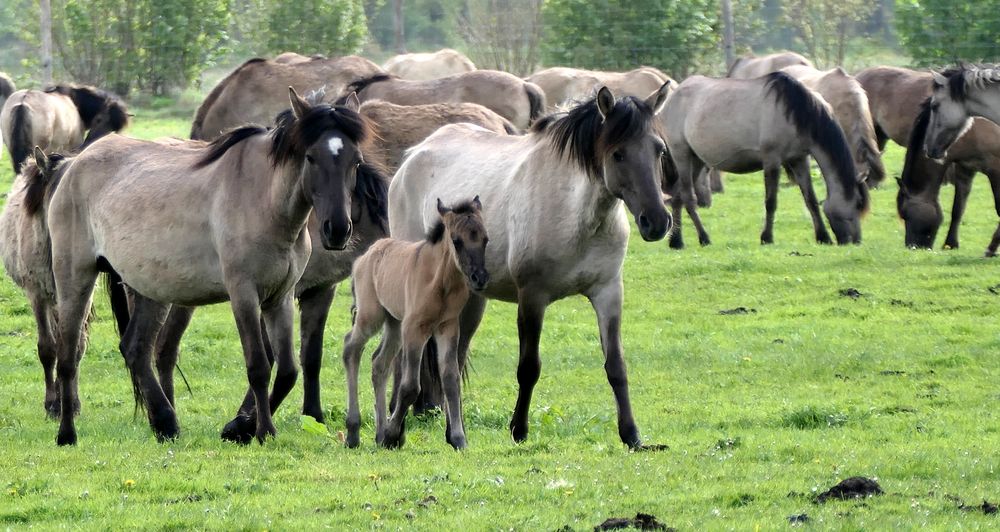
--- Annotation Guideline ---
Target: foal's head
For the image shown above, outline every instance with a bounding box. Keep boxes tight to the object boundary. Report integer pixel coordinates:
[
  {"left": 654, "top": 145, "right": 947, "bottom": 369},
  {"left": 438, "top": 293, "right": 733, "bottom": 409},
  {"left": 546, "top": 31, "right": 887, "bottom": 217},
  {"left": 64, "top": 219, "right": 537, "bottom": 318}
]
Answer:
[
  {"left": 275, "top": 88, "right": 376, "bottom": 250},
  {"left": 925, "top": 68, "right": 976, "bottom": 159},
  {"left": 435, "top": 196, "right": 489, "bottom": 291}
]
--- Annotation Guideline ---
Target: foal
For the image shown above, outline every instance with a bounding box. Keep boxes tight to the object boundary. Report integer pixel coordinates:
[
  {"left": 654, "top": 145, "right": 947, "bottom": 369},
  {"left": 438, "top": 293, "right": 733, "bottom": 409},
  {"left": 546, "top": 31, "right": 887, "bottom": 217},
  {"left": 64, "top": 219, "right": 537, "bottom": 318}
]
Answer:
[{"left": 342, "top": 197, "right": 489, "bottom": 450}]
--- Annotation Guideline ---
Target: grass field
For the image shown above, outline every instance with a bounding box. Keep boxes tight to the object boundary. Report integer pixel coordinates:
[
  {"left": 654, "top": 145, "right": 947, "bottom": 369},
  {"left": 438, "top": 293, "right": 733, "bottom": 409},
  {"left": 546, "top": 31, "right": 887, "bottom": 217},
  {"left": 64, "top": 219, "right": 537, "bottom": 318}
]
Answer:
[{"left": 1, "top": 115, "right": 999, "bottom": 530}]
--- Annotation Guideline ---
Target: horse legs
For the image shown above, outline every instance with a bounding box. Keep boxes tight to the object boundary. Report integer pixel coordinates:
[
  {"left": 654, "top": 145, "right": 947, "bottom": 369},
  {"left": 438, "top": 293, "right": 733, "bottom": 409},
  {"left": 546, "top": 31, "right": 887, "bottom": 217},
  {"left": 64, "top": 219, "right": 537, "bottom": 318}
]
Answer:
[
  {"left": 710, "top": 168, "right": 725, "bottom": 193},
  {"left": 370, "top": 317, "right": 402, "bottom": 446},
  {"left": 342, "top": 298, "right": 386, "bottom": 448},
  {"left": 787, "top": 158, "right": 833, "bottom": 244},
  {"left": 226, "top": 292, "right": 276, "bottom": 444},
  {"left": 668, "top": 150, "right": 709, "bottom": 248},
  {"left": 985, "top": 172, "right": 1000, "bottom": 257},
  {"left": 510, "top": 290, "right": 547, "bottom": 443},
  {"left": 120, "top": 293, "right": 177, "bottom": 441},
  {"left": 760, "top": 164, "right": 781, "bottom": 244},
  {"left": 262, "top": 294, "right": 298, "bottom": 414},
  {"left": 298, "top": 284, "right": 336, "bottom": 422},
  {"left": 154, "top": 305, "right": 195, "bottom": 407},
  {"left": 381, "top": 320, "right": 429, "bottom": 449},
  {"left": 29, "top": 295, "right": 60, "bottom": 418},
  {"left": 694, "top": 167, "right": 713, "bottom": 208},
  {"left": 944, "top": 165, "right": 975, "bottom": 249},
  {"left": 52, "top": 263, "right": 97, "bottom": 445},
  {"left": 434, "top": 321, "right": 466, "bottom": 450},
  {"left": 587, "top": 279, "right": 641, "bottom": 448}
]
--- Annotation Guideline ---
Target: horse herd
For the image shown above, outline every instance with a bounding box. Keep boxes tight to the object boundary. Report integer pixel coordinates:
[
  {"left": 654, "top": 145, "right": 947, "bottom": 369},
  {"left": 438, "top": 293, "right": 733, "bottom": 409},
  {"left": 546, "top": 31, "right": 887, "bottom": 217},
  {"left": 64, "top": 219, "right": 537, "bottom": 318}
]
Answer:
[{"left": 0, "top": 48, "right": 997, "bottom": 450}]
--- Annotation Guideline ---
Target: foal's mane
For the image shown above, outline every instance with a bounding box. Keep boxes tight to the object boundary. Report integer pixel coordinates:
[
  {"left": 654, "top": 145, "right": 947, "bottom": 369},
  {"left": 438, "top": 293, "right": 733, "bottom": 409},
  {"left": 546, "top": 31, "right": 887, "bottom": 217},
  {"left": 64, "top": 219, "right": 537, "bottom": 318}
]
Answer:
[
  {"left": 23, "top": 153, "right": 70, "bottom": 216},
  {"left": 45, "top": 84, "right": 129, "bottom": 131},
  {"left": 765, "top": 71, "right": 859, "bottom": 200},
  {"left": 345, "top": 74, "right": 396, "bottom": 95},
  {"left": 531, "top": 93, "right": 658, "bottom": 179},
  {"left": 939, "top": 64, "right": 1000, "bottom": 102}
]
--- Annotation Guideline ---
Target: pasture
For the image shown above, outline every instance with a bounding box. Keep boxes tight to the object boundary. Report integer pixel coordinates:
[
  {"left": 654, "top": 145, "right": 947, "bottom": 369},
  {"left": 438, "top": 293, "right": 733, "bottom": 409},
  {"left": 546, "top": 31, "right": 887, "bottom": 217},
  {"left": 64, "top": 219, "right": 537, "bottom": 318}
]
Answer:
[{"left": 1, "top": 112, "right": 998, "bottom": 529}]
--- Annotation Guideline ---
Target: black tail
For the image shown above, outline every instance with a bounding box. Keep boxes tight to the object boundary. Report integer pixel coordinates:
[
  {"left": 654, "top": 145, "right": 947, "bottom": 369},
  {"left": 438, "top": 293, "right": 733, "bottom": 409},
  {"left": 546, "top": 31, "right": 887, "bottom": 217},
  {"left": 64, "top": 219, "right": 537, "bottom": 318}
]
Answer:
[
  {"left": 525, "top": 82, "right": 546, "bottom": 124},
  {"left": 9, "top": 104, "right": 31, "bottom": 174},
  {"left": 103, "top": 271, "right": 130, "bottom": 338}
]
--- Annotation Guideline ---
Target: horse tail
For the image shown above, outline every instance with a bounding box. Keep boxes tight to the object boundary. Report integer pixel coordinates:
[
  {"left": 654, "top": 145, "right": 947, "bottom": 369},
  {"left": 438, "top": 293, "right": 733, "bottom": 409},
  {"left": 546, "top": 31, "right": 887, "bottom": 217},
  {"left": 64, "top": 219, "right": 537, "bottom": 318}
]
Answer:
[
  {"left": 103, "top": 270, "right": 130, "bottom": 337},
  {"left": 190, "top": 57, "right": 266, "bottom": 140},
  {"left": 525, "top": 82, "right": 546, "bottom": 125},
  {"left": 9, "top": 104, "right": 32, "bottom": 174},
  {"left": 765, "top": 72, "right": 861, "bottom": 207}
]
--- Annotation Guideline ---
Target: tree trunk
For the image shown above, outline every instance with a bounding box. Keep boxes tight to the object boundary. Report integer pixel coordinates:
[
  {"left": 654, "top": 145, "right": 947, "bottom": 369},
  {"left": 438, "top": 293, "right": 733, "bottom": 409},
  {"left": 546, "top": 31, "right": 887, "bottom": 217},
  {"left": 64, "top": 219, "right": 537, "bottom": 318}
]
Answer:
[
  {"left": 721, "top": 0, "right": 735, "bottom": 70},
  {"left": 393, "top": 0, "right": 406, "bottom": 54},
  {"left": 40, "top": 0, "right": 53, "bottom": 84}
]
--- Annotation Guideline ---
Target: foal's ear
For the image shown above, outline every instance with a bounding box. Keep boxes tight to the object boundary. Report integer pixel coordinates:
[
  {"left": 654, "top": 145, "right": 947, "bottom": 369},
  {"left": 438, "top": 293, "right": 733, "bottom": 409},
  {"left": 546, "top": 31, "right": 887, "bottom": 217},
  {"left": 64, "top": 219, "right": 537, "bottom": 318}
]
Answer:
[
  {"left": 288, "top": 87, "right": 310, "bottom": 119},
  {"left": 436, "top": 198, "right": 449, "bottom": 215},
  {"left": 472, "top": 195, "right": 482, "bottom": 211},
  {"left": 342, "top": 92, "right": 361, "bottom": 113},
  {"left": 32, "top": 146, "right": 48, "bottom": 168},
  {"left": 645, "top": 82, "right": 671, "bottom": 116},
  {"left": 931, "top": 70, "right": 948, "bottom": 87},
  {"left": 596, "top": 86, "right": 615, "bottom": 121}
]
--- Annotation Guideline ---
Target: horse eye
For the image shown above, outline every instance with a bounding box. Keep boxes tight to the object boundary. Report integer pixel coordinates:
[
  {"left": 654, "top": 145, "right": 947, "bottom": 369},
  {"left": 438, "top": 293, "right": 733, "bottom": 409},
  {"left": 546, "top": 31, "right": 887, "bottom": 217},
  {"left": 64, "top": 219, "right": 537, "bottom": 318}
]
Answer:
[
  {"left": 613, "top": 151, "right": 625, "bottom": 162},
  {"left": 452, "top": 238, "right": 463, "bottom": 248},
  {"left": 305, "top": 154, "right": 315, "bottom": 165}
]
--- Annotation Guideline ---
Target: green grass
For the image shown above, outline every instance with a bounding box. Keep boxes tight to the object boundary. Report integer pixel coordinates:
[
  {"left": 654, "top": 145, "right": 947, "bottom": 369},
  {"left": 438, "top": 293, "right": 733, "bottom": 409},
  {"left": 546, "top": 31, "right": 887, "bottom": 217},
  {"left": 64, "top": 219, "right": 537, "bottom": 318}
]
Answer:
[{"left": 1, "top": 118, "right": 999, "bottom": 530}]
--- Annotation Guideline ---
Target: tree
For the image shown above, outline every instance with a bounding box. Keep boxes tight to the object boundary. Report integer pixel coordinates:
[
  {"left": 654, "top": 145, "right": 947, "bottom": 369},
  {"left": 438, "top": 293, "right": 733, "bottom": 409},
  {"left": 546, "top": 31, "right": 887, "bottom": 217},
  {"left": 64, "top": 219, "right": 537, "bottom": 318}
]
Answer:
[
  {"left": 896, "top": 0, "right": 1000, "bottom": 66},
  {"left": 457, "top": 0, "right": 543, "bottom": 76},
  {"left": 540, "top": 0, "right": 718, "bottom": 77},
  {"left": 264, "top": 0, "right": 368, "bottom": 57},
  {"left": 780, "top": 0, "right": 875, "bottom": 67}
]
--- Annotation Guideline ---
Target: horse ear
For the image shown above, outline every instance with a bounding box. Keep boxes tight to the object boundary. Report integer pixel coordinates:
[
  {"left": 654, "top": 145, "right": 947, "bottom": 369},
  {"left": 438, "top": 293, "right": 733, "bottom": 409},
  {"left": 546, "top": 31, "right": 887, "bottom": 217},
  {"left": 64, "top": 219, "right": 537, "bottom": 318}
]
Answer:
[
  {"left": 32, "top": 146, "right": 47, "bottom": 168},
  {"left": 645, "top": 82, "right": 671, "bottom": 116},
  {"left": 436, "top": 198, "right": 449, "bottom": 215},
  {"left": 472, "top": 195, "right": 482, "bottom": 210},
  {"left": 343, "top": 91, "right": 361, "bottom": 113},
  {"left": 288, "top": 87, "right": 310, "bottom": 119},
  {"left": 596, "top": 86, "right": 615, "bottom": 121},
  {"left": 931, "top": 70, "right": 948, "bottom": 87}
]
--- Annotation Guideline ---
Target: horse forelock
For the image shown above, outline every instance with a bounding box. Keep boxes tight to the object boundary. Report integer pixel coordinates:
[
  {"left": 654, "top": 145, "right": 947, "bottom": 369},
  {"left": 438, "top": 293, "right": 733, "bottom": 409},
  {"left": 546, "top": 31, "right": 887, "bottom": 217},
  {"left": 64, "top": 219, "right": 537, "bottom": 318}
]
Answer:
[
  {"left": 765, "top": 71, "right": 857, "bottom": 198},
  {"left": 269, "top": 104, "right": 372, "bottom": 167},
  {"left": 539, "top": 94, "right": 655, "bottom": 178}
]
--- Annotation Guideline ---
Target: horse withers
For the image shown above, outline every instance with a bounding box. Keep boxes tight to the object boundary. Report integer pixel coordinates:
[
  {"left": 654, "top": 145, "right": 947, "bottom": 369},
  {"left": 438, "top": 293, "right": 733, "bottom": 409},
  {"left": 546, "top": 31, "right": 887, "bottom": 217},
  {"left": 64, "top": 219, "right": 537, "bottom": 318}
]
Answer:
[{"left": 343, "top": 197, "right": 488, "bottom": 450}]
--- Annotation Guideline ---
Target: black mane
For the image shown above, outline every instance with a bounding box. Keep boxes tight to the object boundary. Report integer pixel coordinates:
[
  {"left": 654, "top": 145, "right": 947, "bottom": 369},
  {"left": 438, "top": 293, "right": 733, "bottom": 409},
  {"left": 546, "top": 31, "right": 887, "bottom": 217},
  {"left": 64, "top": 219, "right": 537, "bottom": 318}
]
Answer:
[
  {"left": 532, "top": 93, "right": 657, "bottom": 179},
  {"left": 23, "top": 153, "right": 69, "bottom": 216},
  {"left": 46, "top": 84, "right": 129, "bottom": 130},
  {"left": 345, "top": 74, "right": 396, "bottom": 95},
  {"left": 939, "top": 67, "right": 968, "bottom": 102},
  {"left": 765, "top": 71, "right": 858, "bottom": 199},
  {"left": 900, "top": 98, "right": 935, "bottom": 196}
]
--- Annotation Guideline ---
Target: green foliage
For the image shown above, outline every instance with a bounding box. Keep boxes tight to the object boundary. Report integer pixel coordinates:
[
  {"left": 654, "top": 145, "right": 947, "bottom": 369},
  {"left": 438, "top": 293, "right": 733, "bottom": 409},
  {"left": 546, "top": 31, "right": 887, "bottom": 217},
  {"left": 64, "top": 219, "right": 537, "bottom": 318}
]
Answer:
[
  {"left": 263, "top": 0, "right": 368, "bottom": 57},
  {"left": 780, "top": 0, "right": 876, "bottom": 67},
  {"left": 51, "top": 0, "right": 231, "bottom": 95},
  {"left": 540, "top": 0, "right": 718, "bottom": 76},
  {"left": 896, "top": 0, "right": 1000, "bottom": 67},
  {"left": 367, "top": 0, "right": 461, "bottom": 55}
]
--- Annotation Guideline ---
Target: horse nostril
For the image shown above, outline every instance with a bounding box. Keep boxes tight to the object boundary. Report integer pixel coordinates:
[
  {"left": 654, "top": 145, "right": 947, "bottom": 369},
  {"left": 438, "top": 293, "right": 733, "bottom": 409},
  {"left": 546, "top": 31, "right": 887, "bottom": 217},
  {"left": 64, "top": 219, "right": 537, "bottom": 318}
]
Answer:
[
  {"left": 322, "top": 220, "right": 333, "bottom": 237},
  {"left": 638, "top": 214, "right": 651, "bottom": 231}
]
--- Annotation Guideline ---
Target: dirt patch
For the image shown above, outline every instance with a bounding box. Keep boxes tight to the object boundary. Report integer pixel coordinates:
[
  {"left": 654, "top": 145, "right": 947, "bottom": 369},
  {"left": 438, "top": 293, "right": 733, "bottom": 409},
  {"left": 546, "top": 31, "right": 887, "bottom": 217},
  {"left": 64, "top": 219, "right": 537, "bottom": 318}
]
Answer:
[
  {"left": 787, "top": 513, "right": 809, "bottom": 524},
  {"left": 838, "top": 288, "right": 864, "bottom": 299},
  {"left": 789, "top": 251, "right": 814, "bottom": 257},
  {"left": 879, "top": 370, "right": 906, "bottom": 376},
  {"left": 632, "top": 443, "right": 669, "bottom": 453},
  {"left": 816, "top": 477, "right": 883, "bottom": 503},
  {"left": 889, "top": 299, "right": 913, "bottom": 308},
  {"left": 959, "top": 500, "right": 998, "bottom": 515},
  {"left": 987, "top": 284, "right": 1000, "bottom": 295},
  {"left": 594, "top": 513, "right": 672, "bottom": 531},
  {"left": 719, "top": 307, "right": 756, "bottom": 315}
]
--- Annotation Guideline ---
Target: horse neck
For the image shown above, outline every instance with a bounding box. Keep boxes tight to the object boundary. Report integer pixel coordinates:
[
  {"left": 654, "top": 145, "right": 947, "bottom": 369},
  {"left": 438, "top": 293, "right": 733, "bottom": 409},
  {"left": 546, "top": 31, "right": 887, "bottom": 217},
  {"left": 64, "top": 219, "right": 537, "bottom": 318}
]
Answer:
[
  {"left": 242, "top": 135, "right": 311, "bottom": 235},
  {"left": 424, "top": 230, "right": 467, "bottom": 295},
  {"left": 808, "top": 145, "right": 853, "bottom": 204},
  {"left": 540, "top": 140, "right": 620, "bottom": 230},
  {"left": 966, "top": 86, "right": 1000, "bottom": 126}
]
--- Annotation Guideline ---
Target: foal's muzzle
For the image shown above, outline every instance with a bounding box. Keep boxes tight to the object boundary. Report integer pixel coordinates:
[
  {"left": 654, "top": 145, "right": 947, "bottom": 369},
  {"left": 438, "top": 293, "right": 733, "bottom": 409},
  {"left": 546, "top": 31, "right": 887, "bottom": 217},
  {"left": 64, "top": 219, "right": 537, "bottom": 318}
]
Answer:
[{"left": 321, "top": 218, "right": 352, "bottom": 251}]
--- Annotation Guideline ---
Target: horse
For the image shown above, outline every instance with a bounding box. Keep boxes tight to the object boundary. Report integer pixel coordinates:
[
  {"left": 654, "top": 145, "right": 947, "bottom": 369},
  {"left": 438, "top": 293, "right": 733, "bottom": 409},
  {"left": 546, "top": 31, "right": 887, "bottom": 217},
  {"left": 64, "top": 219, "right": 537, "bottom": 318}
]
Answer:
[
  {"left": 32, "top": 88, "right": 383, "bottom": 446},
  {"left": 727, "top": 51, "right": 813, "bottom": 79},
  {"left": 925, "top": 65, "right": 1000, "bottom": 159},
  {"left": 382, "top": 48, "right": 476, "bottom": 80},
  {"left": 0, "top": 84, "right": 129, "bottom": 173},
  {"left": 273, "top": 52, "right": 326, "bottom": 64},
  {"left": 345, "top": 71, "right": 545, "bottom": 130},
  {"left": 190, "top": 55, "right": 384, "bottom": 140},
  {"left": 858, "top": 65, "right": 999, "bottom": 250},
  {"left": 526, "top": 66, "right": 675, "bottom": 109},
  {"left": 0, "top": 72, "right": 14, "bottom": 110},
  {"left": 389, "top": 85, "right": 672, "bottom": 449},
  {"left": 662, "top": 72, "right": 869, "bottom": 248},
  {"left": 898, "top": 99, "right": 1000, "bottom": 254},
  {"left": 343, "top": 197, "right": 488, "bottom": 450}
]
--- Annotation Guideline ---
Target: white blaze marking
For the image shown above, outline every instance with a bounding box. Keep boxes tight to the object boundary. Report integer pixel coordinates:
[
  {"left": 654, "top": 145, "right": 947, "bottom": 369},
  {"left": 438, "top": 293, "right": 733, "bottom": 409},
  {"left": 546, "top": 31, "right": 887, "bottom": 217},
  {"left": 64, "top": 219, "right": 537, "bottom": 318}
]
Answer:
[{"left": 328, "top": 137, "right": 344, "bottom": 157}]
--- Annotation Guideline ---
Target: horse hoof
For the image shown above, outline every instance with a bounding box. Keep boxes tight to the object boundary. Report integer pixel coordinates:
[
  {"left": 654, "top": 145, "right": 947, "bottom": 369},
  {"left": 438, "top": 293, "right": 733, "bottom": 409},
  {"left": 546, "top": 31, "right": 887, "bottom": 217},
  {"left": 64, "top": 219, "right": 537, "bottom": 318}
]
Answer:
[
  {"left": 220, "top": 415, "right": 256, "bottom": 445},
  {"left": 379, "top": 430, "right": 405, "bottom": 449},
  {"left": 448, "top": 434, "right": 467, "bottom": 450},
  {"left": 699, "top": 235, "right": 711, "bottom": 246},
  {"left": 45, "top": 400, "right": 60, "bottom": 420},
  {"left": 817, "top": 235, "right": 833, "bottom": 245},
  {"left": 668, "top": 236, "right": 685, "bottom": 250},
  {"left": 760, "top": 234, "right": 773, "bottom": 245},
  {"left": 153, "top": 415, "right": 180, "bottom": 443},
  {"left": 345, "top": 433, "right": 360, "bottom": 449},
  {"left": 986, "top": 249, "right": 997, "bottom": 258},
  {"left": 255, "top": 425, "right": 277, "bottom": 444},
  {"left": 510, "top": 424, "right": 528, "bottom": 443},
  {"left": 302, "top": 407, "right": 325, "bottom": 424},
  {"left": 56, "top": 429, "right": 77, "bottom": 446}
]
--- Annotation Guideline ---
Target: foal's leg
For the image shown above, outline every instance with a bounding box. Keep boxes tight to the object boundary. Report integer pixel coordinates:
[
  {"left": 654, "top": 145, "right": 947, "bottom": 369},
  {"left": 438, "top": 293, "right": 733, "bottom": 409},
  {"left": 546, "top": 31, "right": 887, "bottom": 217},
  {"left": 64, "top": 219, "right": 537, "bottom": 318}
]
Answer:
[
  {"left": 587, "top": 279, "right": 641, "bottom": 448},
  {"left": 120, "top": 293, "right": 176, "bottom": 441},
  {"left": 154, "top": 305, "right": 195, "bottom": 407},
  {"left": 52, "top": 264, "right": 98, "bottom": 445},
  {"left": 760, "top": 164, "right": 781, "bottom": 244},
  {"left": 372, "top": 317, "right": 402, "bottom": 446},
  {"left": 298, "top": 284, "right": 336, "bottom": 422},
  {"left": 787, "top": 158, "right": 832, "bottom": 244},
  {"left": 985, "top": 172, "right": 1000, "bottom": 257},
  {"left": 434, "top": 321, "right": 466, "bottom": 450},
  {"left": 382, "top": 319, "right": 429, "bottom": 449},
  {"left": 227, "top": 292, "right": 277, "bottom": 444},
  {"left": 30, "top": 295, "right": 59, "bottom": 418},
  {"left": 944, "top": 165, "right": 975, "bottom": 249},
  {"left": 342, "top": 305, "right": 385, "bottom": 448},
  {"left": 510, "top": 290, "right": 547, "bottom": 443}
]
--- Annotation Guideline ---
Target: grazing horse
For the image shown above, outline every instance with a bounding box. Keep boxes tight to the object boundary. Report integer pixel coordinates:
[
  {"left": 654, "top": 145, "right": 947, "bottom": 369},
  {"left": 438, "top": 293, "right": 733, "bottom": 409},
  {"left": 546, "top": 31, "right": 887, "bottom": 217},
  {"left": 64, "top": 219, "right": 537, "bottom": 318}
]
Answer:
[
  {"left": 727, "top": 51, "right": 813, "bottom": 79},
  {"left": 899, "top": 99, "right": 1000, "bottom": 254},
  {"left": 390, "top": 85, "right": 672, "bottom": 448},
  {"left": 526, "top": 66, "right": 675, "bottom": 109},
  {"left": 662, "top": 72, "right": 868, "bottom": 248},
  {"left": 34, "top": 89, "right": 379, "bottom": 446},
  {"left": 0, "top": 72, "right": 13, "bottom": 109},
  {"left": 0, "top": 84, "right": 129, "bottom": 173},
  {"left": 925, "top": 65, "right": 1000, "bottom": 159},
  {"left": 382, "top": 48, "right": 476, "bottom": 80},
  {"left": 190, "top": 55, "right": 384, "bottom": 140},
  {"left": 346, "top": 71, "right": 545, "bottom": 129},
  {"left": 343, "top": 197, "right": 488, "bottom": 450}
]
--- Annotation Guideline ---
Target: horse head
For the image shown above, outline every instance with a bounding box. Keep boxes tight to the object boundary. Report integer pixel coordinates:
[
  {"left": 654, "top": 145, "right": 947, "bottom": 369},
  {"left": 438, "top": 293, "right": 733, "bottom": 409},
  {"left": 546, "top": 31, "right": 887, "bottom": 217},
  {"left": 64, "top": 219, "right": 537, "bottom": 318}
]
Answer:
[{"left": 925, "top": 70, "right": 974, "bottom": 159}]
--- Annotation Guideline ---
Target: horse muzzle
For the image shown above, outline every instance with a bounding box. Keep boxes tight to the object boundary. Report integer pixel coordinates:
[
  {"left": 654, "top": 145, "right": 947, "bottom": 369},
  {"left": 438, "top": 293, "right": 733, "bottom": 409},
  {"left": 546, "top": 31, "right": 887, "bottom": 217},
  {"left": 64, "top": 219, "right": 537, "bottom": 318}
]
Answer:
[
  {"left": 637, "top": 210, "right": 672, "bottom": 242},
  {"left": 468, "top": 270, "right": 490, "bottom": 292},
  {"left": 320, "top": 218, "right": 352, "bottom": 251}
]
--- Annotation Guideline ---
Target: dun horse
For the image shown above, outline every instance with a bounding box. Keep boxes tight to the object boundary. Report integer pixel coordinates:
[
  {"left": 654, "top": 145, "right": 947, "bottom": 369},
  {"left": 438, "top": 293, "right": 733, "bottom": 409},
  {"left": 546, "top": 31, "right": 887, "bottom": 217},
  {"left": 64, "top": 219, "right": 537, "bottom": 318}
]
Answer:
[
  {"left": 32, "top": 89, "right": 384, "bottom": 445},
  {"left": 343, "top": 197, "right": 488, "bottom": 450},
  {"left": 727, "top": 51, "right": 813, "bottom": 79},
  {"left": 925, "top": 65, "right": 1000, "bottom": 159},
  {"left": 662, "top": 72, "right": 869, "bottom": 247},
  {"left": 0, "top": 72, "right": 14, "bottom": 110},
  {"left": 346, "top": 71, "right": 545, "bottom": 129},
  {"left": 0, "top": 84, "right": 129, "bottom": 173},
  {"left": 382, "top": 48, "right": 476, "bottom": 80},
  {"left": 526, "top": 66, "right": 675, "bottom": 109},
  {"left": 390, "top": 85, "right": 672, "bottom": 448}
]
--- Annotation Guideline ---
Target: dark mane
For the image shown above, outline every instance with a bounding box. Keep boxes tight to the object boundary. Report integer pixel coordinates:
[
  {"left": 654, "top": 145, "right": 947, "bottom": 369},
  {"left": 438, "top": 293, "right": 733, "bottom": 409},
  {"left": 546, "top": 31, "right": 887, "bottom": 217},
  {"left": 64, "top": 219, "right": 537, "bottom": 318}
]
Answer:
[
  {"left": 533, "top": 93, "right": 657, "bottom": 178},
  {"left": 725, "top": 56, "right": 746, "bottom": 77},
  {"left": 426, "top": 220, "right": 446, "bottom": 243},
  {"left": 192, "top": 125, "right": 268, "bottom": 169},
  {"left": 190, "top": 58, "right": 267, "bottom": 139},
  {"left": 46, "top": 85, "right": 128, "bottom": 130},
  {"left": 356, "top": 161, "right": 389, "bottom": 233},
  {"left": 23, "top": 153, "right": 69, "bottom": 216},
  {"left": 939, "top": 67, "right": 968, "bottom": 102},
  {"left": 765, "top": 71, "right": 858, "bottom": 199},
  {"left": 345, "top": 74, "right": 396, "bottom": 95},
  {"left": 900, "top": 98, "right": 934, "bottom": 196}
]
